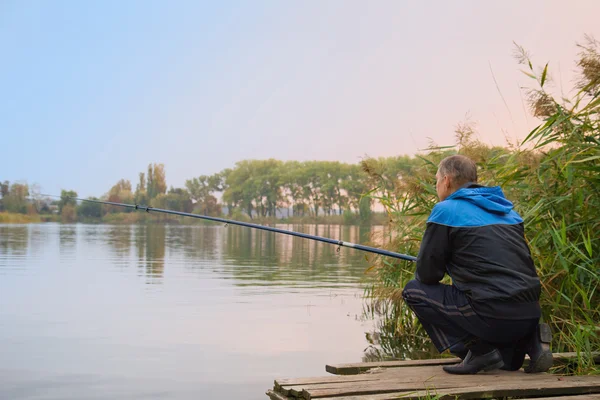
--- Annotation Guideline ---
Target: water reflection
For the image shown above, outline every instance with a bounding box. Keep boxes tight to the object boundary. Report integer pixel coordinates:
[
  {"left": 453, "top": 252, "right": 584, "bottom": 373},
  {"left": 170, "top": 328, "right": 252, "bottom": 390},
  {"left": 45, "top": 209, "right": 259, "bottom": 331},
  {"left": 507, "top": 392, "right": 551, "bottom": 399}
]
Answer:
[
  {"left": 28, "top": 224, "right": 50, "bottom": 258},
  {"left": 134, "top": 224, "right": 165, "bottom": 283},
  {"left": 173, "top": 224, "right": 221, "bottom": 261},
  {"left": 0, "top": 224, "right": 29, "bottom": 258},
  {"left": 218, "top": 225, "right": 371, "bottom": 287},
  {"left": 0, "top": 222, "right": 396, "bottom": 291},
  {"left": 58, "top": 224, "right": 77, "bottom": 259},
  {"left": 106, "top": 225, "right": 132, "bottom": 258}
]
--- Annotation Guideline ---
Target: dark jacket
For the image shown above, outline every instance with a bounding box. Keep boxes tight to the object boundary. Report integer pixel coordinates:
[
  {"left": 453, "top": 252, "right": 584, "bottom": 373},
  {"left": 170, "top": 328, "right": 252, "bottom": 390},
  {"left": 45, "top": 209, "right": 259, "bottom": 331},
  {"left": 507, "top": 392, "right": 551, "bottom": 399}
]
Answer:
[{"left": 416, "top": 184, "right": 541, "bottom": 320}]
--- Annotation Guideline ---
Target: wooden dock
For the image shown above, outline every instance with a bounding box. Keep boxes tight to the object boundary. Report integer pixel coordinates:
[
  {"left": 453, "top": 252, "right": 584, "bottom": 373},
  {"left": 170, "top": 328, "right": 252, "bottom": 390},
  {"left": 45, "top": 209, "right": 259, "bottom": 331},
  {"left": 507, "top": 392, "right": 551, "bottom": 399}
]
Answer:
[{"left": 266, "top": 353, "right": 600, "bottom": 400}]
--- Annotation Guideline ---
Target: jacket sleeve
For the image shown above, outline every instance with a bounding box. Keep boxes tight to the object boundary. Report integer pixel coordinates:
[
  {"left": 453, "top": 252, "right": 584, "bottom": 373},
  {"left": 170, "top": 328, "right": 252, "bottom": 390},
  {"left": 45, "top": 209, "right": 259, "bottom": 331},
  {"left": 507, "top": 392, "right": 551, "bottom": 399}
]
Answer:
[{"left": 415, "top": 222, "right": 450, "bottom": 284}]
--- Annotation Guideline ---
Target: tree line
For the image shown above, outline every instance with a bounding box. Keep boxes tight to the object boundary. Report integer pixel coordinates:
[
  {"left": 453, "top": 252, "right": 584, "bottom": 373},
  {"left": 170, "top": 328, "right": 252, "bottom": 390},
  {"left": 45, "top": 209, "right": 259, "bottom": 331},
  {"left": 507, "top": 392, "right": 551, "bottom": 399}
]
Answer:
[{"left": 1, "top": 157, "right": 421, "bottom": 223}]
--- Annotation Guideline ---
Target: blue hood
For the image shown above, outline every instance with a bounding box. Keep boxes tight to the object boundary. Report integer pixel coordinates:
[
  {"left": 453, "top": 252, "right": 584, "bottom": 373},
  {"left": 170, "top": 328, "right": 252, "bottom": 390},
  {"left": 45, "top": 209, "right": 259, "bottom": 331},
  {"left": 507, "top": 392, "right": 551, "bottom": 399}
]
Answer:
[{"left": 447, "top": 185, "right": 514, "bottom": 215}]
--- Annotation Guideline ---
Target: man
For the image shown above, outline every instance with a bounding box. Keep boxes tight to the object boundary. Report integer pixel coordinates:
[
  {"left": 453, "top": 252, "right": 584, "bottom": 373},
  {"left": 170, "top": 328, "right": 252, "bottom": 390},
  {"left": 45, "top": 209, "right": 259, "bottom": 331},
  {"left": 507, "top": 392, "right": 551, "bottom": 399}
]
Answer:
[{"left": 402, "top": 155, "right": 552, "bottom": 374}]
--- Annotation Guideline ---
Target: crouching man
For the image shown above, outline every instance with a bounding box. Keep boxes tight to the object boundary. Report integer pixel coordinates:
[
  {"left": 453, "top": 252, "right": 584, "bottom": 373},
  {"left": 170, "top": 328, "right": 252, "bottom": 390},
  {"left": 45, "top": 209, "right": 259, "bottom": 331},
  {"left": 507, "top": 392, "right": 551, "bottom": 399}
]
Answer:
[{"left": 403, "top": 155, "right": 552, "bottom": 374}]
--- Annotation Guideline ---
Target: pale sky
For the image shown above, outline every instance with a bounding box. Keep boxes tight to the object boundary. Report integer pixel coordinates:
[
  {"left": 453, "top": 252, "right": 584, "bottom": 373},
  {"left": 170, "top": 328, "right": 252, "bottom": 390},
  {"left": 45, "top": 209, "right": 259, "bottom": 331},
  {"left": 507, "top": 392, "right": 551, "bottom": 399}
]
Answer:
[{"left": 1, "top": 0, "right": 599, "bottom": 198}]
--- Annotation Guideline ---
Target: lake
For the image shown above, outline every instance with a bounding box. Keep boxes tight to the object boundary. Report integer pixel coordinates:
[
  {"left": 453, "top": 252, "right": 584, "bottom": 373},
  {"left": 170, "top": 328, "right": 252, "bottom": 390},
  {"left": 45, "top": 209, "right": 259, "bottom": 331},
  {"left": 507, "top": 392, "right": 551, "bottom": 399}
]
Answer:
[{"left": 0, "top": 223, "right": 389, "bottom": 400}]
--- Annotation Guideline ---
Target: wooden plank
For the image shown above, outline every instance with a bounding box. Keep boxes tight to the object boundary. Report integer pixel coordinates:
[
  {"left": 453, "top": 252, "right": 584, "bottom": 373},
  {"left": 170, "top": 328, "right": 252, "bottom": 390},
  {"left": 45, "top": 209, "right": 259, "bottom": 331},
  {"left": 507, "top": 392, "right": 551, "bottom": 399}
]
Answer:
[
  {"left": 266, "top": 389, "right": 290, "bottom": 400},
  {"left": 300, "top": 369, "right": 501, "bottom": 398},
  {"left": 326, "top": 357, "right": 460, "bottom": 375},
  {"left": 319, "top": 384, "right": 600, "bottom": 400},
  {"left": 277, "top": 377, "right": 382, "bottom": 397},
  {"left": 326, "top": 352, "right": 600, "bottom": 375},
  {"left": 406, "top": 379, "right": 600, "bottom": 400},
  {"left": 301, "top": 370, "right": 600, "bottom": 399},
  {"left": 271, "top": 353, "right": 600, "bottom": 399},
  {"left": 275, "top": 364, "right": 433, "bottom": 393},
  {"left": 275, "top": 371, "right": 386, "bottom": 392},
  {"left": 275, "top": 365, "right": 440, "bottom": 396},
  {"left": 285, "top": 365, "right": 471, "bottom": 395},
  {"left": 271, "top": 388, "right": 600, "bottom": 400},
  {"left": 525, "top": 395, "right": 600, "bottom": 400},
  {"left": 275, "top": 365, "right": 598, "bottom": 398}
]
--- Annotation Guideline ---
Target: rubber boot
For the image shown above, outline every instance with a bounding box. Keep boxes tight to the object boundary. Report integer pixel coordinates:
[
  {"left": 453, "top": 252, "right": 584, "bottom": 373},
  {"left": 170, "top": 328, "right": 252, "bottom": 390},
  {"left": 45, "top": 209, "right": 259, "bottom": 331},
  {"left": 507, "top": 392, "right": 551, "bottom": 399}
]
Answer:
[
  {"left": 524, "top": 323, "right": 553, "bottom": 373},
  {"left": 443, "top": 349, "right": 504, "bottom": 374}
]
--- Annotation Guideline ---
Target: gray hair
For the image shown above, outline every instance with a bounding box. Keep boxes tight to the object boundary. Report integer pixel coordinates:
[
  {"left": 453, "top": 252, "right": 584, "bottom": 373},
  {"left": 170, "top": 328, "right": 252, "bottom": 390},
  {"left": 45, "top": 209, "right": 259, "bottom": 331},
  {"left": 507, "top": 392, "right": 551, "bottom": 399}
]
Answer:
[{"left": 438, "top": 155, "right": 478, "bottom": 187}]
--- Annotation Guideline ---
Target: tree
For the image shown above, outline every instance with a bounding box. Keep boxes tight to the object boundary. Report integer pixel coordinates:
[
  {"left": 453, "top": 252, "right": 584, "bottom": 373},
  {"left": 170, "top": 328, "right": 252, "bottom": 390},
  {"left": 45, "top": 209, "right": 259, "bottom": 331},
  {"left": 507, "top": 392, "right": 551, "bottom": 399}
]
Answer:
[
  {"left": 341, "top": 164, "right": 368, "bottom": 213},
  {"left": 108, "top": 179, "right": 132, "bottom": 197},
  {"left": 57, "top": 190, "right": 78, "bottom": 222},
  {"left": 106, "top": 179, "right": 134, "bottom": 213},
  {"left": 185, "top": 175, "right": 211, "bottom": 203},
  {"left": 0, "top": 181, "right": 8, "bottom": 198},
  {"left": 318, "top": 161, "right": 349, "bottom": 215},
  {"left": 136, "top": 172, "right": 145, "bottom": 194},
  {"left": 147, "top": 165, "right": 154, "bottom": 198},
  {"left": 58, "top": 190, "right": 78, "bottom": 213},
  {"left": 164, "top": 187, "right": 194, "bottom": 213},
  {"left": 135, "top": 172, "right": 148, "bottom": 206},
  {"left": 2, "top": 182, "right": 29, "bottom": 214},
  {"left": 150, "top": 188, "right": 193, "bottom": 213},
  {"left": 153, "top": 164, "right": 167, "bottom": 196},
  {"left": 282, "top": 161, "right": 308, "bottom": 217},
  {"left": 302, "top": 161, "right": 323, "bottom": 216},
  {"left": 185, "top": 175, "right": 222, "bottom": 216},
  {"left": 254, "top": 159, "right": 283, "bottom": 217},
  {"left": 78, "top": 197, "right": 103, "bottom": 218},
  {"left": 146, "top": 163, "right": 167, "bottom": 199},
  {"left": 223, "top": 160, "right": 259, "bottom": 219},
  {"left": 216, "top": 169, "right": 233, "bottom": 216},
  {"left": 0, "top": 180, "right": 9, "bottom": 211},
  {"left": 61, "top": 204, "right": 77, "bottom": 222},
  {"left": 28, "top": 184, "right": 45, "bottom": 215}
]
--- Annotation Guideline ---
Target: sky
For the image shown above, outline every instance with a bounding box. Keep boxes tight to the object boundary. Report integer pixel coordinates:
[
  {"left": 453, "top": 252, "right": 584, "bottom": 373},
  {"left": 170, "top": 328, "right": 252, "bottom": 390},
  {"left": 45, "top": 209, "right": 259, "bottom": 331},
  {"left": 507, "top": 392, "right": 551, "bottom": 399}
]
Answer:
[{"left": 1, "top": 1, "right": 599, "bottom": 198}]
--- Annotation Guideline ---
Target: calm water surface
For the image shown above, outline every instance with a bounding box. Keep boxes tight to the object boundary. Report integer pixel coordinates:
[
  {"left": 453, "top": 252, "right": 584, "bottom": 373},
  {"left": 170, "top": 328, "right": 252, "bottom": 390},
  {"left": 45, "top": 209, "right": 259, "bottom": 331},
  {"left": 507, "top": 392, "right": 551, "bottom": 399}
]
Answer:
[{"left": 0, "top": 223, "right": 387, "bottom": 400}]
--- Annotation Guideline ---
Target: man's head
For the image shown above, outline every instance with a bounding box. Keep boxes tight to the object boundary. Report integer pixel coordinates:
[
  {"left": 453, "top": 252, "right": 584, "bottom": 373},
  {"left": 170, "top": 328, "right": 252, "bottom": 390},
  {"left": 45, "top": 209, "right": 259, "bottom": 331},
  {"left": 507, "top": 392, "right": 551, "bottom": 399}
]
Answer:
[{"left": 435, "top": 155, "right": 478, "bottom": 201}]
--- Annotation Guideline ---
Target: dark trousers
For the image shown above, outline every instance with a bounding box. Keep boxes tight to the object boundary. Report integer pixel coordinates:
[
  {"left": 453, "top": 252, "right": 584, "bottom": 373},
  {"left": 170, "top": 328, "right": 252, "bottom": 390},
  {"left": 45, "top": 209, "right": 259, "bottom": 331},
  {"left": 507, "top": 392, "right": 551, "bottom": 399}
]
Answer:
[{"left": 402, "top": 279, "right": 538, "bottom": 362}]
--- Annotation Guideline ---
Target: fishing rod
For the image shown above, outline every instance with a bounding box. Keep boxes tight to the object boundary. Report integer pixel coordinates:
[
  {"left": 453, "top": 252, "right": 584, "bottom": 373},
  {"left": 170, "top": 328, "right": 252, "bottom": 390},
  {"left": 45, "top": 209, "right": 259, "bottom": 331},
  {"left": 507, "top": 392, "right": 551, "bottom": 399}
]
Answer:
[{"left": 43, "top": 195, "right": 417, "bottom": 262}]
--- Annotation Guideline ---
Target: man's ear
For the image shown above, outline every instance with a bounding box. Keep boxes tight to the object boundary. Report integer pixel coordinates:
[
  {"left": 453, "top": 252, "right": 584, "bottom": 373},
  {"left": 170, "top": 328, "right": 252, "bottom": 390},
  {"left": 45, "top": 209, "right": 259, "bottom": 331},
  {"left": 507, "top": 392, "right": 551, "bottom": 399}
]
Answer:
[{"left": 444, "top": 175, "right": 452, "bottom": 189}]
